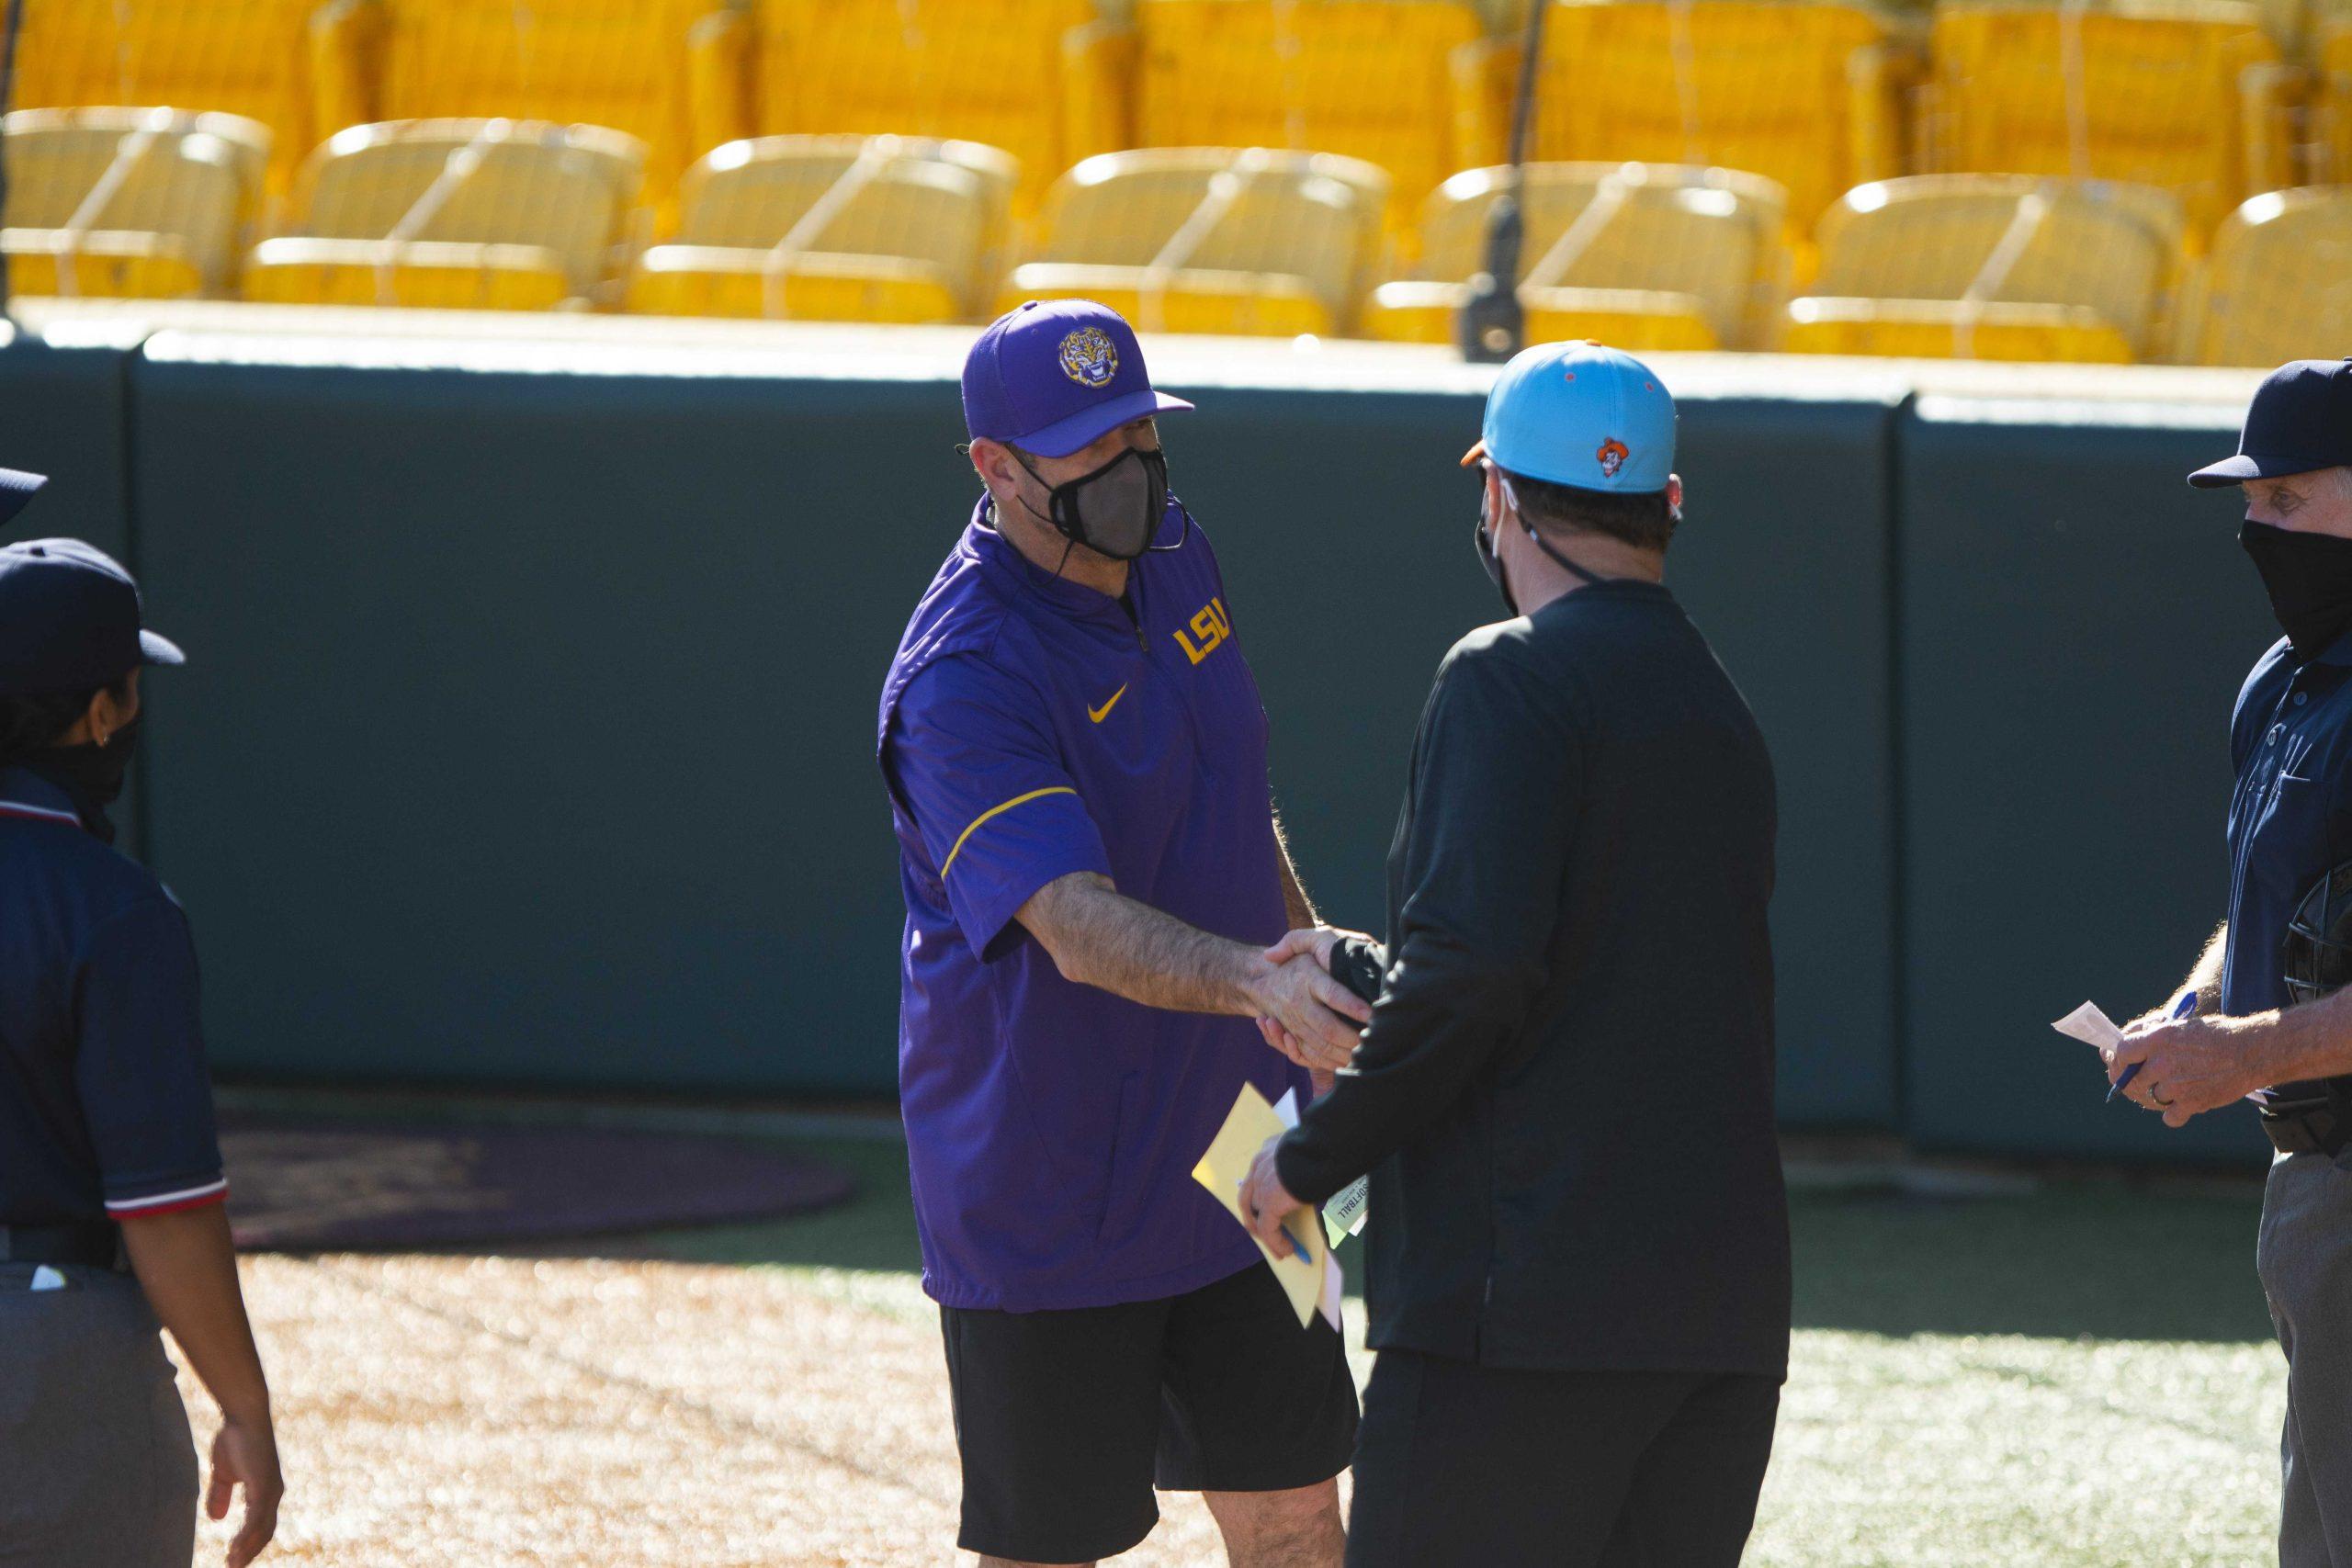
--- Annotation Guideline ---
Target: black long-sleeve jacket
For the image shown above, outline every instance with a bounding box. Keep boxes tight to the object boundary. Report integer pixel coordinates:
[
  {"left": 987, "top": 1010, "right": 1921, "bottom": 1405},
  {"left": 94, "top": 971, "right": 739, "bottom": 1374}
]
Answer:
[{"left": 1275, "top": 580, "right": 1790, "bottom": 1376}]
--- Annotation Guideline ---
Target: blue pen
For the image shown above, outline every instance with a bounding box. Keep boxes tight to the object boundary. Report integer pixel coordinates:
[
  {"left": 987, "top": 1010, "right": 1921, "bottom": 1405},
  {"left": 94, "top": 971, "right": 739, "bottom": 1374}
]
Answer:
[
  {"left": 2110, "top": 989, "right": 2199, "bottom": 1101},
  {"left": 1280, "top": 1219, "right": 1317, "bottom": 1260}
]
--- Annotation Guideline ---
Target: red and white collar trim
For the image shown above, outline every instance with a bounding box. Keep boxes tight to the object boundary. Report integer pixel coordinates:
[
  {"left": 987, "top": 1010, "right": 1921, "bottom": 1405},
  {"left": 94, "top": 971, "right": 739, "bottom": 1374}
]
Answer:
[{"left": 0, "top": 798, "right": 81, "bottom": 829}]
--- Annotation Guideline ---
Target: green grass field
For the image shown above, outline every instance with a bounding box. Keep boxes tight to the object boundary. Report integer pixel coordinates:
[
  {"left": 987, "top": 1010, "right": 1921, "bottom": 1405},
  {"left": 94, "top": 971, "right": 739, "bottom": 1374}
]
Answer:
[
  {"left": 202, "top": 1104, "right": 2288, "bottom": 1566},
  {"left": 623, "top": 1131, "right": 2285, "bottom": 1566}
]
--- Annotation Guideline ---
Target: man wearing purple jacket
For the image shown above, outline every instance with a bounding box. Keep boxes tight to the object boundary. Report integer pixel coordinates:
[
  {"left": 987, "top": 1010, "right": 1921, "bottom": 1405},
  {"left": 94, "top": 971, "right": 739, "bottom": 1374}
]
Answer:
[{"left": 877, "top": 299, "right": 1369, "bottom": 1568}]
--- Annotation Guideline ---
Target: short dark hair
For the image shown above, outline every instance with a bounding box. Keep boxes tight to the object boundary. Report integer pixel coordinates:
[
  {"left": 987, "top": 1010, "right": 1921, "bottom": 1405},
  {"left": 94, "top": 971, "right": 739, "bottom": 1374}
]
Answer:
[
  {"left": 0, "top": 675, "right": 130, "bottom": 768},
  {"left": 1503, "top": 468, "right": 1677, "bottom": 553}
]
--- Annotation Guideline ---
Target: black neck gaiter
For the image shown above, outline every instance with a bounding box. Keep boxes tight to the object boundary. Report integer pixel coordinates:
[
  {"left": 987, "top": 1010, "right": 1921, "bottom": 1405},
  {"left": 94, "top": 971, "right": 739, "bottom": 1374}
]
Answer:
[
  {"left": 24, "top": 717, "right": 140, "bottom": 844},
  {"left": 2244, "top": 523, "right": 2352, "bottom": 662}
]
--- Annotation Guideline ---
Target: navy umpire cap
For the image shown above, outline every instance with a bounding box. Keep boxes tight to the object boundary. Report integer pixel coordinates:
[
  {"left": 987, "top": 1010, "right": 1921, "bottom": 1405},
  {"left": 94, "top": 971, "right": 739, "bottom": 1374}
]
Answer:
[
  {"left": 2189, "top": 358, "right": 2352, "bottom": 487},
  {"left": 0, "top": 529, "right": 185, "bottom": 697}
]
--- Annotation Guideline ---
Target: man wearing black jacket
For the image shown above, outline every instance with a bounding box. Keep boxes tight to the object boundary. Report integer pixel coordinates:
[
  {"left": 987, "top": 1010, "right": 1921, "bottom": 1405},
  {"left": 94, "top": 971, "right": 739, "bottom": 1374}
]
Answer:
[{"left": 1241, "top": 343, "right": 1788, "bottom": 1567}]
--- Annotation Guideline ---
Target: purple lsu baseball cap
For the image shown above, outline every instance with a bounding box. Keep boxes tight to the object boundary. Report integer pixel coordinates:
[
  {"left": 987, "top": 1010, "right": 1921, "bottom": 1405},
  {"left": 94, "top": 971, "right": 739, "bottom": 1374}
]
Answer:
[{"left": 962, "top": 299, "right": 1193, "bottom": 458}]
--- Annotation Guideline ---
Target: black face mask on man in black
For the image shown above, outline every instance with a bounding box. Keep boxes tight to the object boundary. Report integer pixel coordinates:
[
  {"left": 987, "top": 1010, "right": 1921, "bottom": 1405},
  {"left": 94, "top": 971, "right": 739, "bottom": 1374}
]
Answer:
[
  {"left": 1015, "top": 446, "right": 1173, "bottom": 562},
  {"left": 1473, "top": 469, "right": 1612, "bottom": 617},
  {"left": 2243, "top": 522, "right": 2352, "bottom": 661}
]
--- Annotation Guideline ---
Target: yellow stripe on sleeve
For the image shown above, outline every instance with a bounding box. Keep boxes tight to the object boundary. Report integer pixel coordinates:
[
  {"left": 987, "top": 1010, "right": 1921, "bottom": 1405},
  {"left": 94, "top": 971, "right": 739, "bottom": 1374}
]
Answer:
[{"left": 940, "top": 786, "right": 1080, "bottom": 876}]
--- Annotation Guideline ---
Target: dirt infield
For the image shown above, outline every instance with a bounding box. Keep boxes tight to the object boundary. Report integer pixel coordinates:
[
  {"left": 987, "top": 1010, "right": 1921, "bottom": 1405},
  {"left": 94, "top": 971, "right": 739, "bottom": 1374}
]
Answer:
[
  {"left": 185, "top": 1256, "right": 1241, "bottom": 1567},
  {"left": 177, "top": 1123, "right": 2290, "bottom": 1566}
]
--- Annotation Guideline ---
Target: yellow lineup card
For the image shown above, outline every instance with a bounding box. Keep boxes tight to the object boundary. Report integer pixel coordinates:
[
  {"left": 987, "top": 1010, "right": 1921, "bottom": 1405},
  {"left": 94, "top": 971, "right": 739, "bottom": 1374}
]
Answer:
[{"left": 1192, "top": 1082, "right": 1339, "bottom": 1329}]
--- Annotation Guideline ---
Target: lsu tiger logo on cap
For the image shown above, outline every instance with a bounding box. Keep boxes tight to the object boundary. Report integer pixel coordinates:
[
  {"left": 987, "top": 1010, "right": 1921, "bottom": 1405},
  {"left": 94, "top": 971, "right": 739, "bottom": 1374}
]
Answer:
[
  {"left": 1597, "top": 438, "right": 1631, "bottom": 479},
  {"left": 1058, "top": 327, "right": 1119, "bottom": 389}
]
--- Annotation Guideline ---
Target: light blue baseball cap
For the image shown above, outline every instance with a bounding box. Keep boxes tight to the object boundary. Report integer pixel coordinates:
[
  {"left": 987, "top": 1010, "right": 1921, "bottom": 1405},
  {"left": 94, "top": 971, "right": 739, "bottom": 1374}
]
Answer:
[{"left": 1462, "top": 341, "right": 1676, "bottom": 494}]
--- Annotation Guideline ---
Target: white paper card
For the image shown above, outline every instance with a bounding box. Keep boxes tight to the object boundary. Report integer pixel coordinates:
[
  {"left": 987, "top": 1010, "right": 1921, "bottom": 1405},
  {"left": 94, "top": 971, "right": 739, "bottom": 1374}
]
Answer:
[
  {"left": 2052, "top": 1001, "right": 2126, "bottom": 1055},
  {"left": 1323, "top": 1176, "right": 1370, "bottom": 1247}
]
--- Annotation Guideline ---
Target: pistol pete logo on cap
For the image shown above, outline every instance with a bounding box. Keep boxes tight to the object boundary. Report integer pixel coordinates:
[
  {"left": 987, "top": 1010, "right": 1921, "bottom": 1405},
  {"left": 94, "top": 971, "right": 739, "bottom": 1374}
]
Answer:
[
  {"left": 1597, "top": 438, "right": 1631, "bottom": 479},
  {"left": 1058, "top": 327, "right": 1119, "bottom": 389}
]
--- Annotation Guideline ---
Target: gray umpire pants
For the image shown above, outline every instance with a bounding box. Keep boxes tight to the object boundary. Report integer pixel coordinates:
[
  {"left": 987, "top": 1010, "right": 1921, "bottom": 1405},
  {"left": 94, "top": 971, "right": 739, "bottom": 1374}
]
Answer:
[{"left": 0, "top": 1261, "right": 198, "bottom": 1568}]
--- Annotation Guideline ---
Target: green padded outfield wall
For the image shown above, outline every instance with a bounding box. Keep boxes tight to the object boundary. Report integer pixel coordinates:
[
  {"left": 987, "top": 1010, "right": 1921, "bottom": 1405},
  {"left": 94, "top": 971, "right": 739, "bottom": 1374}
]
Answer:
[
  {"left": 1180, "top": 384, "right": 1904, "bottom": 1129},
  {"left": 0, "top": 326, "right": 148, "bottom": 854},
  {"left": 0, "top": 325, "right": 134, "bottom": 558},
  {"left": 1898, "top": 395, "right": 2278, "bottom": 1167},
  {"left": 115, "top": 329, "right": 1900, "bottom": 1115}
]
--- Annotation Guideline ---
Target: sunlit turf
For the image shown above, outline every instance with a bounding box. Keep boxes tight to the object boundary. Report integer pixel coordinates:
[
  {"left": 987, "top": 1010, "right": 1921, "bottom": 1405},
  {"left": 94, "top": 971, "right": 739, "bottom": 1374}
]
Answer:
[{"left": 639, "top": 1134, "right": 2287, "bottom": 1566}]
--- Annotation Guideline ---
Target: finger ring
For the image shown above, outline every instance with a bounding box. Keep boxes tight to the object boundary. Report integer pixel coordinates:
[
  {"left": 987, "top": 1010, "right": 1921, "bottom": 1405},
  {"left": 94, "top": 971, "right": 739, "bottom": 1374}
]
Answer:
[{"left": 2149, "top": 1086, "right": 2174, "bottom": 1108}]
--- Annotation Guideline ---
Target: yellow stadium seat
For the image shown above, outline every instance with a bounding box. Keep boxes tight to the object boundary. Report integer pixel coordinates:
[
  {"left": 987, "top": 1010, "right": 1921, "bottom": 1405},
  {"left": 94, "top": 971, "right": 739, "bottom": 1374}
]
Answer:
[
  {"left": 751, "top": 1, "right": 1128, "bottom": 208},
  {"left": 999, "top": 148, "right": 1389, "bottom": 337},
  {"left": 243, "top": 118, "right": 644, "bottom": 310},
  {"left": 1925, "top": 0, "right": 2290, "bottom": 240},
  {"left": 243, "top": 238, "right": 574, "bottom": 308},
  {"left": 1783, "top": 174, "right": 2182, "bottom": 361},
  {"left": 1135, "top": 1, "right": 1485, "bottom": 230},
  {"left": 2176, "top": 186, "right": 2352, "bottom": 366},
  {"left": 10, "top": 0, "right": 321, "bottom": 190},
  {"left": 311, "top": 0, "right": 741, "bottom": 209},
  {"left": 1363, "top": 162, "right": 1789, "bottom": 350},
  {"left": 1465, "top": 2, "right": 1906, "bottom": 232},
  {"left": 2, "top": 107, "right": 269, "bottom": 299},
  {"left": 2319, "top": 24, "right": 2352, "bottom": 182},
  {"left": 625, "top": 135, "right": 1016, "bottom": 321}
]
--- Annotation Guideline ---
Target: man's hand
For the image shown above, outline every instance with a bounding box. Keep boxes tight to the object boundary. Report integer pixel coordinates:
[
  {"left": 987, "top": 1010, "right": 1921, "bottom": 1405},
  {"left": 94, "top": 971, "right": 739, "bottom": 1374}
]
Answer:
[
  {"left": 1245, "top": 943, "right": 1370, "bottom": 1074},
  {"left": 208, "top": 1413, "right": 282, "bottom": 1567},
  {"left": 2111, "top": 1014, "right": 2280, "bottom": 1128},
  {"left": 1253, "top": 927, "right": 1377, "bottom": 1068},
  {"left": 1264, "top": 925, "right": 1379, "bottom": 971},
  {"left": 1240, "top": 1135, "right": 1311, "bottom": 1259}
]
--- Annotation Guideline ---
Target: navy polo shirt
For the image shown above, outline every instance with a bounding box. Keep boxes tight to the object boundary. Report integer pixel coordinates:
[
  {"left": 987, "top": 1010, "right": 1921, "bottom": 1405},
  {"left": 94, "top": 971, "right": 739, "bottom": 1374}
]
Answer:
[
  {"left": 2225, "top": 628, "right": 2352, "bottom": 1092},
  {"left": 877, "top": 500, "right": 1307, "bottom": 1312},
  {"left": 0, "top": 766, "right": 226, "bottom": 1226}
]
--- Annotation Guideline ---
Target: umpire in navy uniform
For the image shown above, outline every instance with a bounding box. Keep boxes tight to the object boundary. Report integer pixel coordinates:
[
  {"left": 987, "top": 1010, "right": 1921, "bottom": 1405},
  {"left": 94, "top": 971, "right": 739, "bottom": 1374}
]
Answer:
[
  {"left": 2108, "top": 360, "right": 2352, "bottom": 1566},
  {"left": 0, "top": 470, "right": 282, "bottom": 1568},
  {"left": 1240, "top": 344, "right": 1788, "bottom": 1566}
]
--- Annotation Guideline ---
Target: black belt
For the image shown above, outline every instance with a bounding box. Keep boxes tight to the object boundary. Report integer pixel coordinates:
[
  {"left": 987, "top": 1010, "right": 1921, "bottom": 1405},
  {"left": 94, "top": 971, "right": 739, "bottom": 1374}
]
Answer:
[
  {"left": 0, "top": 1221, "right": 123, "bottom": 1269},
  {"left": 2259, "top": 1080, "right": 2352, "bottom": 1159}
]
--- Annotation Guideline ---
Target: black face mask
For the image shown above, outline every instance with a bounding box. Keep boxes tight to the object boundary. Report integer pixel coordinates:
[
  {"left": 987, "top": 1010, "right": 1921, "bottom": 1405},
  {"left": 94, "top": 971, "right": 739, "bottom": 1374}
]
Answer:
[
  {"left": 1017, "top": 446, "right": 1170, "bottom": 561},
  {"left": 1474, "top": 479, "right": 1611, "bottom": 617},
  {"left": 1474, "top": 507, "right": 1517, "bottom": 616},
  {"left": 28, "top": 716, "right": 139, "bottom": 842},
  {"left": 2244, "top": 522, "right": 2352, "bottom": 661}
]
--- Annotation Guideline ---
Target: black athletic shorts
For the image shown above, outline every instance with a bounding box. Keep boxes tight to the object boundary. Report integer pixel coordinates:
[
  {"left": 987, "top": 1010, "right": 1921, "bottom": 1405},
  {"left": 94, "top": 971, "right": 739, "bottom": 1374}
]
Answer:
[
  {"left": 1347, "top": 1349, "right": 1781, "bottom": 1568},
  {"left": 939, "top": 1261, "right": 1359, "bottom": 1563}
]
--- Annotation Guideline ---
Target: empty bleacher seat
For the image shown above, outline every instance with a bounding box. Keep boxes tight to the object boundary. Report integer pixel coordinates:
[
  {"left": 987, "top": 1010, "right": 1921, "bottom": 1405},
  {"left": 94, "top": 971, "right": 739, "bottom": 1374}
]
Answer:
[
  {"left": 1363, "top": 162, "right": 1789, "bottom": 350},
  {"left": 750, "top": 0, "right": 1127, "bottom": 209},
  {"left": 2175, "top": 187, "right": 2352, "bottom": 366},
  {"left": 625, "top": 135, "right": 1016, "bottom": 321},
  {"left": 1783, "top": 174, "right": 2183, "bottom": 361},
  {"left": 10, "top": 0, "right": 322, "bottom": 191},
  {"left": 1135, "top": 0, "right": 1485, "bottom": 231},
  {"left": 311, "top": 0, "right": 740, "bottom": 210},
  {"left": 243, "top": 118, "right": 645, "bottom": 310},
  {"left": 3, "top": 107, "right": 270, "bottom": 299},
  {"left": 1924, "top": 0, "right": 2290, "bottom": 239},
  {"left": 1001, "top": 148, "right": 1389, "bottom": 337},
  {"left": 1473, "top": 2, "right": 1906, "bottom": 232},
  {"left": 2319, "top": 22, "right": 2352, "bottom": 181}
]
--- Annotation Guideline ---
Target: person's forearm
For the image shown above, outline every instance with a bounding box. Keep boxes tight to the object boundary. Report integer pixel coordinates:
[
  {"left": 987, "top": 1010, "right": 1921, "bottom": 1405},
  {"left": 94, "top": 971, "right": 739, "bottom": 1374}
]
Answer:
[
  {"left": 1017, "top": 871, "right": 1268, "bottom": 1016},
  {"left": 1279, "top": 934, "right": 1533, "bottom": 1202},
  {"left": 1272, "top": 807, "right": 1318, "bottom": 931},
  {"left": 2183, "top": 923, "right": 2227, "bottom": 1011},
  {"left": 2248, "top": 984, "right": 2352, "bottom": 1083},
  {"left": 120, "top": 1204, "right": 272, "bottom": 1425}
]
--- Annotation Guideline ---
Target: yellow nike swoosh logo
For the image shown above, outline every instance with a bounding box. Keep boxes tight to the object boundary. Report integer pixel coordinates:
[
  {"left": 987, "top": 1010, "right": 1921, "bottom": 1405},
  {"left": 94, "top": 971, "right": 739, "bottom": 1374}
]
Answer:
[{"left": 1088, "top": 684, "right": 1129, "bottom": 724}]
